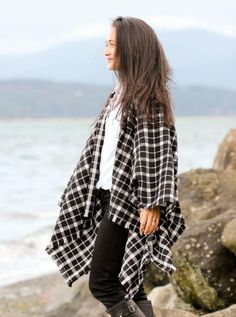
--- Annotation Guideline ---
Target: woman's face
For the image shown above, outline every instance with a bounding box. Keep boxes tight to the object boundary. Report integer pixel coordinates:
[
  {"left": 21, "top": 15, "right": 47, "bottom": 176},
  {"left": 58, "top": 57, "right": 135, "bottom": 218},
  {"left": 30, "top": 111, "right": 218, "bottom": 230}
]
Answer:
[{"left": 104, "top": 26, "right": 119, "bottom": 71}]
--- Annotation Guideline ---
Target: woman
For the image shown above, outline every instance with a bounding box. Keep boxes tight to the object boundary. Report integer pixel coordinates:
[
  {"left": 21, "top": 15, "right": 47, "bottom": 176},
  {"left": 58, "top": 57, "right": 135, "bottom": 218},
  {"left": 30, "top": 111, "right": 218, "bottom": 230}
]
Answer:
[{"left": 45, "top": 16, "right": 187, "bottom": 317}]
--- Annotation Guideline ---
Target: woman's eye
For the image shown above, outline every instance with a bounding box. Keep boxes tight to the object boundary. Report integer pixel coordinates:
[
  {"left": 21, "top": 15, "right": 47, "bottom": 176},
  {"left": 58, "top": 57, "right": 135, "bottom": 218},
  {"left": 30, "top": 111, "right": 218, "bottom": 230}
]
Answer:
[{"left": 105, "top": 42, "right": 115, "bottom": 47}]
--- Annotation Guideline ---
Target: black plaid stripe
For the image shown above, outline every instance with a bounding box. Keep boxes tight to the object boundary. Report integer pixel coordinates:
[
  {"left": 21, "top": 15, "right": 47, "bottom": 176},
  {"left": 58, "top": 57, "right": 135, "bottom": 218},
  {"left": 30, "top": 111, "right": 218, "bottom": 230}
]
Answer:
[{"left": 45, "top": 90, "right": 187, "bottom": 300}]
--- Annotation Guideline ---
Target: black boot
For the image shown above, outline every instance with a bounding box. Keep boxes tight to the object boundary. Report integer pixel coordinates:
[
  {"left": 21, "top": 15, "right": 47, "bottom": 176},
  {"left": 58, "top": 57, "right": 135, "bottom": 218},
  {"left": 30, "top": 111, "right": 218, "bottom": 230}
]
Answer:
[
  {"left": 105, "top": 298, "right": 146, "bottom": 317},
  {"left": 135, "top": 299, "right": 155, "bottom": 317}
]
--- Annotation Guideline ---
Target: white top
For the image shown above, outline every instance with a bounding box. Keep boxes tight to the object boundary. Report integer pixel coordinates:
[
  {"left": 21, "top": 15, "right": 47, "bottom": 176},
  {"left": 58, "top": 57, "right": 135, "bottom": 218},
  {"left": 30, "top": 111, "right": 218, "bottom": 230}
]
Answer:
[
  {"left": 95, "top": 84, "right": 167, "bottom": 207},
  {"left": 95, "top": 85, "right": 122, "bottom": 190}
]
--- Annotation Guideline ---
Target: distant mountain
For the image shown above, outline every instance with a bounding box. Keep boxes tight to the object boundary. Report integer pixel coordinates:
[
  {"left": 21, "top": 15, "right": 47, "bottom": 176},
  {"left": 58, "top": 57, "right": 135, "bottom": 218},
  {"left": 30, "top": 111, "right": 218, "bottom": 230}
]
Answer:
[
  {"left": 0, "top": 28, "right": 235, "bottom": 90},
  {"left": 0, "top": 80, "right": 235, "bottom": 119}
]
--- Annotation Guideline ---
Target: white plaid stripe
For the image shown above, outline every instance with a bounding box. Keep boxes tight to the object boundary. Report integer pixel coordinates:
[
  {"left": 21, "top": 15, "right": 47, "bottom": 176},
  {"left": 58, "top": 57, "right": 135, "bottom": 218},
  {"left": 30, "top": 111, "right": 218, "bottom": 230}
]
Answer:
[{"left": 45, "top": 90, "right": 187, "bottom": 300}]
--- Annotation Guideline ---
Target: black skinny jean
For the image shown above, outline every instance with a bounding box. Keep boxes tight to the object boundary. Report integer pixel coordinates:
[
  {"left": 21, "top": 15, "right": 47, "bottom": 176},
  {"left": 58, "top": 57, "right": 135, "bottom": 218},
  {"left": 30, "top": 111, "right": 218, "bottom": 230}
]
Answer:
[{"left": 88, "top": 187, "right": 148, "bottom": 309}]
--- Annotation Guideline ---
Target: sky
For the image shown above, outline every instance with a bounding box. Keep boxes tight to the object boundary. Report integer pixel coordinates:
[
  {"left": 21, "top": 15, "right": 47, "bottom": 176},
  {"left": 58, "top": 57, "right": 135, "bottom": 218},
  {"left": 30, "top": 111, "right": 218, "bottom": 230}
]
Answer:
[{"left": 0, "top": 0, "right": 235, "bottom": 55}]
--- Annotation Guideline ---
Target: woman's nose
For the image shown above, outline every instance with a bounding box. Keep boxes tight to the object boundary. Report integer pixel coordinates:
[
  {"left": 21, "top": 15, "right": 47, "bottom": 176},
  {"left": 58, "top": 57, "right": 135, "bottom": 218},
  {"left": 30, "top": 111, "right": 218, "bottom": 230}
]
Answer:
[{"left": 104, "top": 47, "right": 110, "bottom": 56}]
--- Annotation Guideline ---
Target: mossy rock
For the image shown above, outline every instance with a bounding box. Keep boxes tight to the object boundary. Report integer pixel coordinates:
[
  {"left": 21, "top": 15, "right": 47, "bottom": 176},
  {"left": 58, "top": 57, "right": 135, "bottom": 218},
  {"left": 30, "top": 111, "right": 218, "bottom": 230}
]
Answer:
[
  {"left": 170, "top": 210, "right": 236, "bottom": 313},
  {"left": 144, "top": 262, "right": 169, "bottom": 292}
]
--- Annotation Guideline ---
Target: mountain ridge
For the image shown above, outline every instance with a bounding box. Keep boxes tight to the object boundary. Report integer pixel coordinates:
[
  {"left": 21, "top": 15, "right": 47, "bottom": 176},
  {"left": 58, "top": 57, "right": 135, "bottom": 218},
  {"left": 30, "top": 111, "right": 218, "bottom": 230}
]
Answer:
[{"left": 0, "top": 79, "right": 235, "bottom": 118}]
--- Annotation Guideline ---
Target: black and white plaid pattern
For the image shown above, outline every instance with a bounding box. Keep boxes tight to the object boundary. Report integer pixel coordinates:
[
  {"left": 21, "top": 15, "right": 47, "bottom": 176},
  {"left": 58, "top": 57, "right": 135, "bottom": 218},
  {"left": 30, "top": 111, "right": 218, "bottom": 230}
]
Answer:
[{"left": 45, "top": 89, "right": 187, "bottom": 300}]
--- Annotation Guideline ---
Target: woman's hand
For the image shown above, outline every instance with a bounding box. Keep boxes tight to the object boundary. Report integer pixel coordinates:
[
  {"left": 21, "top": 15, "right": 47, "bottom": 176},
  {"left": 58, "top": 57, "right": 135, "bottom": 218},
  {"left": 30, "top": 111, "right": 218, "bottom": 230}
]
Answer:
[{"left": 139, "top": 206, "right": 160, "bottom": 235}]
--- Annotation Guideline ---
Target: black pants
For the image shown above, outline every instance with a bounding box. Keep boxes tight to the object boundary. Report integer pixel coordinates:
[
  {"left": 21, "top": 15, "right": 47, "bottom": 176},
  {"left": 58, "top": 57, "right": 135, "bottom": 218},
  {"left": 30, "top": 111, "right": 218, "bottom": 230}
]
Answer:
[{"left": 88, "top": 187, "right": 148, "bottom": 309}]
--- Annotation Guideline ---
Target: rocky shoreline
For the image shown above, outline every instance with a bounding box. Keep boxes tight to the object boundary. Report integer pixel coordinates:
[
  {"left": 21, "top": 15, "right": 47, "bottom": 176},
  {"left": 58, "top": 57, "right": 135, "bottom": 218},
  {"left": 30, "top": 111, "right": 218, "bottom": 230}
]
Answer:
[{"left": 1, "top": 270, "right": 236, "bottom": 317}]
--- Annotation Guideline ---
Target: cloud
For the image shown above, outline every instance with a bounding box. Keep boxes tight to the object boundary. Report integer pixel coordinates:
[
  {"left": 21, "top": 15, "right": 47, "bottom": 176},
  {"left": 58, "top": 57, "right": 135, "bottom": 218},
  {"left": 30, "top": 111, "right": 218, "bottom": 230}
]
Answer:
[
  {"left": 146, "top": 15, "right": 236, "bottom": 38},
  {"left": 0, "top": 16, "right": 235, "bottom": 55}
]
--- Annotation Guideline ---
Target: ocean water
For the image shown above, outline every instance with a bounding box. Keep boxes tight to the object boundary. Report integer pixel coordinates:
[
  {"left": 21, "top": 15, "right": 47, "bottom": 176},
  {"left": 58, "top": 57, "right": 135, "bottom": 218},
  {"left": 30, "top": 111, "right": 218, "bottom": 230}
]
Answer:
[{"left": 0, "top": 115, "right": 235, "bottom": 287}]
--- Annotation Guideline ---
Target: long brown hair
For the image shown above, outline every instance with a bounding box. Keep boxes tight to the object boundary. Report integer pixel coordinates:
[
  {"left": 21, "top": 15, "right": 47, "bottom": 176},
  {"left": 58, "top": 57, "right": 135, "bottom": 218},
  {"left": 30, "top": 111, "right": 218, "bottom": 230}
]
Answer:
[{"left": 110, "top": 16, "right": 175, "bottom": 129}]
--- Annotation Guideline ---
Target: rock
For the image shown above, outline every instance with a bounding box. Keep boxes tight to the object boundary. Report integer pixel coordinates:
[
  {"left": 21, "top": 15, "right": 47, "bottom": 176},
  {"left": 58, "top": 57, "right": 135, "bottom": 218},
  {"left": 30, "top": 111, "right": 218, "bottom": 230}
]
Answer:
[
  {"left": 148, "top": 283, "right": 193, "bottom": 312},
  {"left": 221, "top": 218, "right": 236, "bottom": 255},
  {"left": 170, "top": 210, "right": 236, "bottom": 312},
  {"left": 144, "top": 168, "right": 236, "bottom": 291},
  {"left": 144, "top": 163, "right": 236, "bottom": 314},
  {"left": 213, "top": 129, "right": 236, "bottom": 172},
  {"left": 178, "top": 168, "right": 236, "bottom": 226},
  {"left": 153, "top": 308, "right": 197, "bottom": 317},
  {"left": 0, "top": 272, "right": 77, "bottom": 317},
  {"left": 203, "top": 304, "right": 236, "bottom": 316},
  {"left": 144, "top": 262, "right": 169, "bottom": 292},
  {"left": 0, "top": 271, "right": 203, "bottom": 317},
  {"left": 45, "top": 274, "right": 106, "bottom": 317},
  {"left": 0, "top": 272, "right": 106, "bottom": 317}
]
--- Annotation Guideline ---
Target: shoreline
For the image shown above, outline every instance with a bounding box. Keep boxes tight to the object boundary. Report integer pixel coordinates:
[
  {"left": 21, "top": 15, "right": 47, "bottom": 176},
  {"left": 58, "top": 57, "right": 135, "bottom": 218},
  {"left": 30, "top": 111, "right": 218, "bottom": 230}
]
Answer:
[{"left": 0, "top": 271, "right": 81, "bottom": 317}]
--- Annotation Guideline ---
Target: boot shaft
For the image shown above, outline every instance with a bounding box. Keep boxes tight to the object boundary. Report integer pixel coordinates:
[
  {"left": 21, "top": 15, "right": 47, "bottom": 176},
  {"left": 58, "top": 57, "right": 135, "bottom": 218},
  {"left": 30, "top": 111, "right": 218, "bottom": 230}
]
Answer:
[
  {"left": 105, "top": 298, "right": 146, "bottom": 317},
  {"left": 135, "top": 299, "right": 155, "bottom": 317}
]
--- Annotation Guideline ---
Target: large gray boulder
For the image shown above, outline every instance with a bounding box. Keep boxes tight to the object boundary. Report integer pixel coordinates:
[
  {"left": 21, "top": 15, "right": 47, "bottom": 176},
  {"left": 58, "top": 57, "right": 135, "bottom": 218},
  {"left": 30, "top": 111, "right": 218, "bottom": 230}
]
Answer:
[
  {"left": 170, "top": 209, "right": 236, "bottom": 312},
  {"left": 178, "top": 168, "right": 236, "bottom": 226},
  {"left": 145, "top": 167, "right": 236, "bottom": 291},
  {"left": 148, "top": 283, "right": 193, "bottom": 312},
  {"left": 213, "top": 129, "right": 236, "bottom": 172}
]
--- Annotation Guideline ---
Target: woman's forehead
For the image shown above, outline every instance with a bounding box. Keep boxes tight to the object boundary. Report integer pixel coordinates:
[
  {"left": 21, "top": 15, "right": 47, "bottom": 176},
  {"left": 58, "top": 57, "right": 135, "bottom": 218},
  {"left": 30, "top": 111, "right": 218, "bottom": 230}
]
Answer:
[{"left": 105, "top": 27, "right": 116, "bottom": 42}]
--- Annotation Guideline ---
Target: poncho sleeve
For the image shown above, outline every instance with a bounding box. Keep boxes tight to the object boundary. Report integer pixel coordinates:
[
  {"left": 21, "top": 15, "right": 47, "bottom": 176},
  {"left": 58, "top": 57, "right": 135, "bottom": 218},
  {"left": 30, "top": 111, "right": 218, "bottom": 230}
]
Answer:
[
  {"left": 131, "top": 109, "right": 187, "bottom": 248},
  {"left": 131, "top": 109, "right": 180, "bottom": 210}
]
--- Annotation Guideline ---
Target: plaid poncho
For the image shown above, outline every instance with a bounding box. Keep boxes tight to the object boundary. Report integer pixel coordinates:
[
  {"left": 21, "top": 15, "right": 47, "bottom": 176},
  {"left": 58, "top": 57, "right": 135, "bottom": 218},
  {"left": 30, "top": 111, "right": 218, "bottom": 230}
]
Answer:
[{"left": 45, "top": 89, "right": 187, "bottom": 300}]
